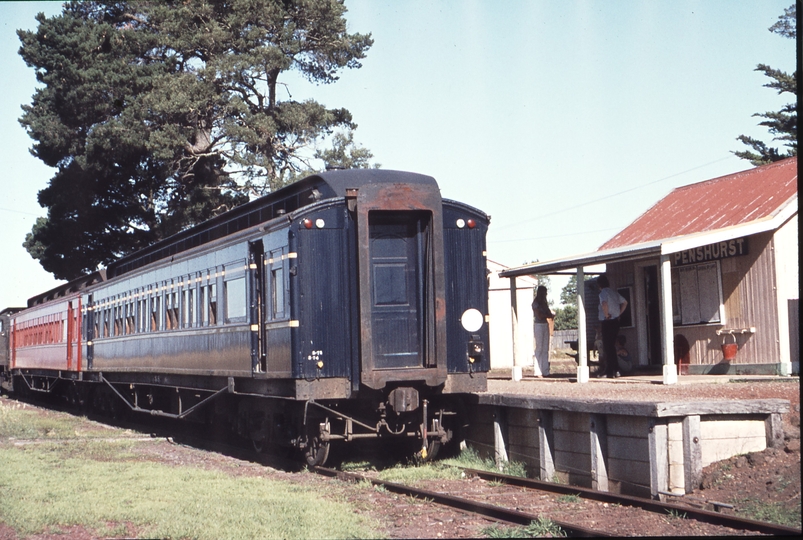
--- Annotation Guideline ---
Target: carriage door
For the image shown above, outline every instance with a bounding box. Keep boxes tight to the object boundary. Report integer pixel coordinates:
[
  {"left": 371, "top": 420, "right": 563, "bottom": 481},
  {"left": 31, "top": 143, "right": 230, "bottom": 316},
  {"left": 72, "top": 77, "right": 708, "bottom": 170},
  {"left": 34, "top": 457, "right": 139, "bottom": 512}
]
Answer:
[
  {"left": 66, "top": 299, "right": 82, "bottom": 371},
  {"left": 356, "top": 182, "right": 447, "bottom": 390},
  {"left": 368, "top": 212, "right": 429, "bottom": 370},
  {"left": 249, "top": 240, "right": 266, "bottom": 373}
]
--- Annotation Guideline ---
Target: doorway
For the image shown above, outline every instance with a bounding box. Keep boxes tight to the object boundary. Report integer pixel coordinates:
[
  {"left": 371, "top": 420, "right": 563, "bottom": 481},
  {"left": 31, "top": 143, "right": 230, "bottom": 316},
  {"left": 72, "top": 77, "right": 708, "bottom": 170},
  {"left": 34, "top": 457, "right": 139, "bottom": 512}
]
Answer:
[{"left": 643, "top": 265, "right": 662, "bottom": 365}]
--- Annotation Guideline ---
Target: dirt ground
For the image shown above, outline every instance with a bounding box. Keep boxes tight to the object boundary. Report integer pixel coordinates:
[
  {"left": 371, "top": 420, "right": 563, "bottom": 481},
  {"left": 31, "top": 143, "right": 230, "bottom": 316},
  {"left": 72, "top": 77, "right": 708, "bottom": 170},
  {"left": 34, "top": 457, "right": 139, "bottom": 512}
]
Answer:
[{"left": 1, "top": 376, "right": 799, "bottom": 538}]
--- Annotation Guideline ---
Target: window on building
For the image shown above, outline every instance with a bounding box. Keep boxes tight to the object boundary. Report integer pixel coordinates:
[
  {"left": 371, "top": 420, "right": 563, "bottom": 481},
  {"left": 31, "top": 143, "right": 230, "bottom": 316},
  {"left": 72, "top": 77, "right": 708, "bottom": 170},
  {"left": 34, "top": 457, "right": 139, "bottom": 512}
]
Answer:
[{"left": 671, "top": 261, "right": 723, "bottom": 325}]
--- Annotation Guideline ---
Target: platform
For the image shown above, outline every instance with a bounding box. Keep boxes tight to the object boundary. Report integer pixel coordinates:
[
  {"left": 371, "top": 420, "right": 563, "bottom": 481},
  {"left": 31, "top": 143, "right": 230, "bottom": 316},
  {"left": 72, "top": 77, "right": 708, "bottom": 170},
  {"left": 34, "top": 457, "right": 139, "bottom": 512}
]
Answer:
[{"left": 464, "top": 372, "right": 794, "bottom": 499}]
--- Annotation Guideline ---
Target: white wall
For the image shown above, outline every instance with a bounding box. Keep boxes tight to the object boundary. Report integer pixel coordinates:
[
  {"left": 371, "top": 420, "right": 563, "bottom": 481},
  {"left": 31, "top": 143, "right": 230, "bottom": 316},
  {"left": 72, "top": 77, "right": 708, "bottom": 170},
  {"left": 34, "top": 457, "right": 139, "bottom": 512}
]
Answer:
[
  {"left": 487, "top": 260, "right": 536, "bottom": 370},
  {"left": 773, "top": 213, "right": 799, "bottom": 374}
]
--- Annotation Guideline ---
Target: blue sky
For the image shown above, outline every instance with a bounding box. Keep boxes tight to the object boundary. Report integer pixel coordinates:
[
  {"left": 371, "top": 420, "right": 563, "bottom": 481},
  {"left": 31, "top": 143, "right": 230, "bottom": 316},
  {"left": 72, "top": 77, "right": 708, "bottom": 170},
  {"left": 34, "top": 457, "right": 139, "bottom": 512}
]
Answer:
[{"left": 0, "top": 0, "right": 795, "bottom": 309}]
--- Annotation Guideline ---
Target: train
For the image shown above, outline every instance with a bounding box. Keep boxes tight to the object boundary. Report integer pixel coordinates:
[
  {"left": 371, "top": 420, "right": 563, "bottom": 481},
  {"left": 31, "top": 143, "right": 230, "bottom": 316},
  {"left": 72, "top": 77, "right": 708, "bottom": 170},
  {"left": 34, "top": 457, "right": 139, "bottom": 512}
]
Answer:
[{"left": 0, "top": 169, "right": 490, "bottom": 466}]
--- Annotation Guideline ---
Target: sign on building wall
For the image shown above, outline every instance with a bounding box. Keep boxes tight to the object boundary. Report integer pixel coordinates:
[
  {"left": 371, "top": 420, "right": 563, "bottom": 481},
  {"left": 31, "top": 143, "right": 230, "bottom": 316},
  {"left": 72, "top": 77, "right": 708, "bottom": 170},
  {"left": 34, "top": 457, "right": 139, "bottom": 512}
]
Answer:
[{"left": 672, "top": 237, "right": 748, "bottom": 266}]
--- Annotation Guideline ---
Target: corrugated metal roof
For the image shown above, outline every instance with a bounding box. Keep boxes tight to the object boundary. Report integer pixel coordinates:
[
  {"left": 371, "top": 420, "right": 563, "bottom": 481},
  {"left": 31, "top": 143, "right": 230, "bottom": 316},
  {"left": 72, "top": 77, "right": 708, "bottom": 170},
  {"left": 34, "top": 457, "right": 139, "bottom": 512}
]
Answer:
[{"left": 600, "top": 157, "right": 798, "bottom": 250}]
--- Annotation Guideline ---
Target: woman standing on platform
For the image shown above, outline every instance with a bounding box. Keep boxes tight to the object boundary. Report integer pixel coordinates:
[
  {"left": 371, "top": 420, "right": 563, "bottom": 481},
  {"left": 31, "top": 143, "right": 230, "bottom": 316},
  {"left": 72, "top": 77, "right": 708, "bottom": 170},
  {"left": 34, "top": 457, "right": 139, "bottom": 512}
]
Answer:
[{"left": 532, "top": 285, "right": 554, "bottom": 378}]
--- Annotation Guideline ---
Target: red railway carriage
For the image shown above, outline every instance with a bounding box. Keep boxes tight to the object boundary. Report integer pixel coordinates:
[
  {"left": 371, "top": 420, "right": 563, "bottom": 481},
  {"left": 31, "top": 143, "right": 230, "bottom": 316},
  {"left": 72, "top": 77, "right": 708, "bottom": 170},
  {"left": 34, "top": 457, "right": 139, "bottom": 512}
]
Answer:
[{"left": 10, "top": 296, "right": 82, "bottom": 372}]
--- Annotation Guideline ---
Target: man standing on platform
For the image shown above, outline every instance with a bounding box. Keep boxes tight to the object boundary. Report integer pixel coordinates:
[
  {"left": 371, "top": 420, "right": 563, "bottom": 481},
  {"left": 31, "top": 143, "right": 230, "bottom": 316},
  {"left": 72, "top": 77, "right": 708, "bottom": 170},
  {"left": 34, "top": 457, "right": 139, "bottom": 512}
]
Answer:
[{"left": 596, "top": 274, "right": 627, "bottom": 379}]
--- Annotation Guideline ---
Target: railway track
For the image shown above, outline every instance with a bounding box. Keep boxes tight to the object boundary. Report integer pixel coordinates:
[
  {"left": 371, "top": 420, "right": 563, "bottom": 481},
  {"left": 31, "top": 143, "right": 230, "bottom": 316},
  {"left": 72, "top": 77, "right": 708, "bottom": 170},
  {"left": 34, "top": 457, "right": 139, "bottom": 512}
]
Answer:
[
  {"left": 459, "top": 467, "right": 801, "bottom": 536},
  {"left": 313, "top": 466, "right": 607, "bottom": 537},
  {"left": 10, "top": 396, "right": 800, "bottom": 537},
  {"left": 313, "top": 465, "right": 801, "bottom": 537}
]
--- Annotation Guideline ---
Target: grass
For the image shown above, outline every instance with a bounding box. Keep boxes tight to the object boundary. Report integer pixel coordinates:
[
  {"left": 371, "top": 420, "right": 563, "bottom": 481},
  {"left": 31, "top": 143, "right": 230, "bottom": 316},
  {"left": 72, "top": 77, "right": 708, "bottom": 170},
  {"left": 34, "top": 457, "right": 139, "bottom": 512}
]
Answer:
[
  {"left": 733, "top": 497, "right": 802, "bottom": 528},
  {"left": 0, "top": 401, "right": 99, "bottom": 440},
  {"left": 344, "top": 447, "right": 529, "bottom": 484},
  {"left": 665, "top": 508, "right": 687, "bottom": 520},
  {"left": 556, "top": 493, "right": 582, "bottom": 504},
  {"left": 481, "top": 517, "right": 566, "bottom": 538},
  {"left": 0, "top": 399, "right": 381, "bottom": 539},
  {"left": 375, "top": 460, "right": 464, "bottom": 484},
  {"left": 441, "top": 446, "right": 528, "bottom": 478}
]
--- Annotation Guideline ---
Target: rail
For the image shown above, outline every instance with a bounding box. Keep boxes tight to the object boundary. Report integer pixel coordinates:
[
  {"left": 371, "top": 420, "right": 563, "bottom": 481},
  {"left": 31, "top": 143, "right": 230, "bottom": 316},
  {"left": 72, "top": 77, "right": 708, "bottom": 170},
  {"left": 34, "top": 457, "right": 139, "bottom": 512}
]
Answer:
[
  {"left": 313, "top": 466, "right": 608, "bottom": 537},
  {"left": 461, "top": 467, "right": 801, "bottom": 536}
]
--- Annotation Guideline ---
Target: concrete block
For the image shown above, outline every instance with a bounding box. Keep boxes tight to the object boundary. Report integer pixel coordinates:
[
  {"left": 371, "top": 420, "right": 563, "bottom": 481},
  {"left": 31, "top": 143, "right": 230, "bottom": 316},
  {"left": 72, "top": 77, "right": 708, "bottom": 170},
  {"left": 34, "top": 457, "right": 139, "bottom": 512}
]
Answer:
[
  {"left": 507, "top": 426, "right": 539, "bottom": 449},
  {"left": 701, "top": 418, "right": 765, "bottom": 440},
  {"left": 554, "top": 429, "right": 590, "bottom": 452},
  {"left": 667, "top": 419, "right": 684, "bottom": 442},
  {"left": 701, "top": 437, "right": 766, "bottom": 466},
  {"left": 508, "top": 444, "right": 539, "bottom": 464},
  {"left": 608, "top": 457, "right": 651, "bottom": 484},
  {"left": 555, "top": 450, "right": 590, "bottom": 474},
  {"left": 606, "top": 415, "right": 650, "bottom": 438},
  {"left": 507, "top": 408, "right": 540, "bottom": 427},
  {"left": 553, "top": 411, "right": 589, "bottom": 432},
  {"left": 607, "top": 435, "right": 649, "bottom": 461}
]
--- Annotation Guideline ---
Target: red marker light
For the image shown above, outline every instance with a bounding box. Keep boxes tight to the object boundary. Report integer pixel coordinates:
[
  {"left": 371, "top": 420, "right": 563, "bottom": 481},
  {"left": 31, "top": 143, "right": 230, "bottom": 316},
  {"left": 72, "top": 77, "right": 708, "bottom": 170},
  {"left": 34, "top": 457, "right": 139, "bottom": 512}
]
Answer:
[
  {"left": 467, "top": 219, "right": 476, "bottom": 229},
  {"left": 303, "top": 219, "right": 313, "bottom": 229}
]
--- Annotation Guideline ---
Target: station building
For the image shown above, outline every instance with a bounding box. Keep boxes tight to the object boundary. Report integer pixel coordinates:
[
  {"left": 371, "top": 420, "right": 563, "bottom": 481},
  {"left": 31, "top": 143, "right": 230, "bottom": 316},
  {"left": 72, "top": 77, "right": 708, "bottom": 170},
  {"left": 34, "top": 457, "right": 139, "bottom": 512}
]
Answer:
[{"left": 500, "top": 157, "right": 799, "bottom": 383}]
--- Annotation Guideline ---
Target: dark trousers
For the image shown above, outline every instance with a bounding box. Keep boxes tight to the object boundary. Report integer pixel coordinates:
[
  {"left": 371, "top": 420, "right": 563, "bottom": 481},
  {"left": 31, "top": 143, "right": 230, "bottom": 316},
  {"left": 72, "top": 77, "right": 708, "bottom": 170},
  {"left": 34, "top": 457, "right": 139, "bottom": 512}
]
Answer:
[{"left": 601, "top": 318, "right": 620, "bottom": 377}]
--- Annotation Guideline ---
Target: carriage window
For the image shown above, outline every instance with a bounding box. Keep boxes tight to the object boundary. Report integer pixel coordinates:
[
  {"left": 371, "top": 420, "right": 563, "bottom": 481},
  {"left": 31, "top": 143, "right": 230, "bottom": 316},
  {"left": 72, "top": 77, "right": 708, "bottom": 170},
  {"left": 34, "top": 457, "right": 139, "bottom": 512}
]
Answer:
[
  {"left": 165, "top": 291, "right": 173, "bottom": 330},
  {"left": 269, "top": 249, "right": 286, "bottom": 319},
  {"left": 138, "top": 299, "right": 146, "bottom": 333},
  {"left": 103, "top": 308, "right": 110, "bottom": 338},
  {"left": 182, "top": 290, "right": 188, "bottom": 328},
  {"left": 112, "top": 305, "right": 119, "bottom": 336},
  {"left": 272, "top": 267, "right": 284, "bottom": 317},
  {"left": 208, "top": 283, "right": 218, "bottom": 325},
  {"left": 126, "top": 300, "right": 135, "bottom": 334},
  {"left": 166, "top": 290, "right": 179, "bottom": 330},
  {"left": 187, "top": 287, "right": 194, "bottom": 327},
  {"left": 200, "top": 285, "right": 207, "bottom": 326},
  {"left": 172, "top": 291, "right": 179, "bottom": 329},
  {"left": 151, "top": 294, "right": 160, "bottom": 331},
  {"left": 225, "top": 277, "right": 246, "bottom": 322}
]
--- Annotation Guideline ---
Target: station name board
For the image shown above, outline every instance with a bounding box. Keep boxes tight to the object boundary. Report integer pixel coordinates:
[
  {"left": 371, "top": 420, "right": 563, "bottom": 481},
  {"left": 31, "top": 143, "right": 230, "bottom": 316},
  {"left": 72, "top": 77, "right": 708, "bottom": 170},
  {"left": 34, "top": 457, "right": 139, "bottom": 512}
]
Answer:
[{"left": 673, "top": 237, "right": 749, "bottom": 266}]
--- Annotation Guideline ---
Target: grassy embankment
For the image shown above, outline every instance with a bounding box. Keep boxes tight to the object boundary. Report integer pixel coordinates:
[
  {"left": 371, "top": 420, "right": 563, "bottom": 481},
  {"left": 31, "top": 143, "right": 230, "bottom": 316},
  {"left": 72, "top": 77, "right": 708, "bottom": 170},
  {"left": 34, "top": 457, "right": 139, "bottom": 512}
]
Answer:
[{"left": 0, "top": 398, "right": 379, "bottom": 539}]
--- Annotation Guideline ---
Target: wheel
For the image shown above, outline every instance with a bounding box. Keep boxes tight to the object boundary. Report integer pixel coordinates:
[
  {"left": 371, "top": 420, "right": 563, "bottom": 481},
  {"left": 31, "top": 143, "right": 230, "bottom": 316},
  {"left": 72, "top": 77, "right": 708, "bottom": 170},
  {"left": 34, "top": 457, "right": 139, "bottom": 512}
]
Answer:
[
  {"left": 304, "top": 435, "right": 330, "bottom": 467},
  {"left": 303, "top": 420, "right": 330, "bottom": 467},
  {"left": 422, "top": 439, "right": 441, "bottom": 461}
]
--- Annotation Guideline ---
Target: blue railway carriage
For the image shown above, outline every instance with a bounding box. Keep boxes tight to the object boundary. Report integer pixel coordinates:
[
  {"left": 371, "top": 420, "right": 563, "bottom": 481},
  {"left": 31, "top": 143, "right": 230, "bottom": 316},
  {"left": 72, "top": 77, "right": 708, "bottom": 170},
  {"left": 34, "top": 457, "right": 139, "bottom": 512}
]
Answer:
[{"left": 1, "top": 169, "right": 490, "bottom": 465}]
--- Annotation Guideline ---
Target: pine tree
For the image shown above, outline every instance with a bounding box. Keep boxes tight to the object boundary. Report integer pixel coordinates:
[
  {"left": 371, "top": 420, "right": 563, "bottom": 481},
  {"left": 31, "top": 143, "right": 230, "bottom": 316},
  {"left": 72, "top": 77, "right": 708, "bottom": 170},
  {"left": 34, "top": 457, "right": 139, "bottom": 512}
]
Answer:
[
  {"left": 18, "top": 0, "right": 373, "bottom": 280},
  {"left": 734, "top": 4, "right": 797, "bottom": 165}
]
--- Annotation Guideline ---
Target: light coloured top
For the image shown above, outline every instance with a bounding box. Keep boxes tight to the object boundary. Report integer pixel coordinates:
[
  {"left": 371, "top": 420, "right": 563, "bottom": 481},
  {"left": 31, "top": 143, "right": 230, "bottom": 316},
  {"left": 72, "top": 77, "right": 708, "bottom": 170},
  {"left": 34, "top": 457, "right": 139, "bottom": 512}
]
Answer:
[{"left": 598, "top": 287, "right": 627, "bottom": 321}]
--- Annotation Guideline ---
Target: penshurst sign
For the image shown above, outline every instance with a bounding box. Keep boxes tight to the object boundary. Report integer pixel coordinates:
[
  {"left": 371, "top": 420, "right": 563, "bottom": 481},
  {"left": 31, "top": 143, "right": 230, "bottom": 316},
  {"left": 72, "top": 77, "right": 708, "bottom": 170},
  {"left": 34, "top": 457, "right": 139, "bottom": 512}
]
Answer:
[{"left": 672, "top": 237, "right": 749, "bottom": 266}]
